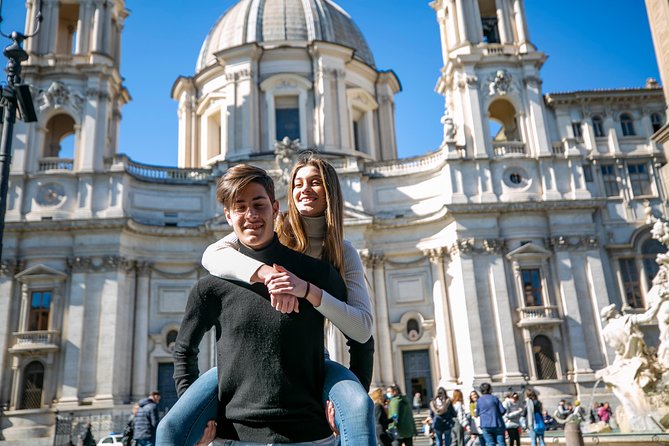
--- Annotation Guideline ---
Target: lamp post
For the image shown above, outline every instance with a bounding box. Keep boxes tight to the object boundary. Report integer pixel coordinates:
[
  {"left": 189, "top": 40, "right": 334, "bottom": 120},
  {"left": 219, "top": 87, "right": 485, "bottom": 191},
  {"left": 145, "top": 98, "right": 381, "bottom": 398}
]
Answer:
[{"left": 0, "top": 1, "right": 41, "bottom": 263}]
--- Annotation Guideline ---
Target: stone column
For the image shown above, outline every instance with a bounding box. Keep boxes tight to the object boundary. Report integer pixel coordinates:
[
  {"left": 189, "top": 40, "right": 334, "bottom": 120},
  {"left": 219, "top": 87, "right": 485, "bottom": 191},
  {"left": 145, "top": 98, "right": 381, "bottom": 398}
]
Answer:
[
  {"left": 132, "top": 262, "right": 151, "bottom": 400},
  {"left": 447, "top": 240, "right": 490, "bottom": 387},
  {"left": 364, "top": 252, "right": 393, "bottom": 386},
  {"left": 552, "top": 246, "right": 592, "bottom": 377},
  {"left": 424, "top": 248, "right": 458, "bottom": 386},
  {"left": 485, "top": 241, "right": 524, "bottom": 381},
  {"left": 0, "top": 261, "right": 18, "bottom": 405},
  {"left": 513, "top": 0, "right": 529, "bottom": 51},
  {"left": 60, "top": 259, "right": 88, "bottom": 405},
  {"left": 79, "top": 2, "right": 93, "bottom": 54},
  {"left": 454, "top": 0, "right": 468, "bottom": 43}
]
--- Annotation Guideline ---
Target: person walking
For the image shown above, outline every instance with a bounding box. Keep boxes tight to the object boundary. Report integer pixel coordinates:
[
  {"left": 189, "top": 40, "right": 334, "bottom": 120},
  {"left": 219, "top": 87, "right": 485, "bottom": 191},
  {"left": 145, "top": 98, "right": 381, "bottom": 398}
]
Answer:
[
  {"left": 467, "top": 390, "right": 485, "bottom": 446},
  {"left": 430, "top": 387, "right": 456, "bottom": 446},
  {"left": 134, "top": 391, "right": 161, "bottom": 446},
  {"left": 476, "top": 383, "right": 506, "bottom": 446},
  {"left": 450, "top": 390, "right": 468, "bottom": 446},
  {"left": 122, "top": 402, "right": 139, "bottom": 446},
  {"left": 78, "top": 423, "right": 95, "bottom": 446},
  {"left": 414, "top": 392, "right": 423, "bottom": 414},
  {"left": 370, "top": 388, "right": 392, "bottom": 446},
  {"left": 597, "top": 402, "right": 612, "bottom": 425},
  {"left": 387, "top": 385, "right": 417, "bottom": 446},
  {"left": 524, "top": 388, "right": 546, "bottom": 446},
  {"left": 502, "top": 392, "right": 522, "bottom": 446}
]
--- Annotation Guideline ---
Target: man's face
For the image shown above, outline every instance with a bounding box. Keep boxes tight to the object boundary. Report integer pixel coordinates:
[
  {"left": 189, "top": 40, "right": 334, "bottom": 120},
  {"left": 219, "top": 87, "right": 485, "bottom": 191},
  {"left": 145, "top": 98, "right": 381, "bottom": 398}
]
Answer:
[{"left": 224, "top": 182, "right": 279, "bottom": 249}]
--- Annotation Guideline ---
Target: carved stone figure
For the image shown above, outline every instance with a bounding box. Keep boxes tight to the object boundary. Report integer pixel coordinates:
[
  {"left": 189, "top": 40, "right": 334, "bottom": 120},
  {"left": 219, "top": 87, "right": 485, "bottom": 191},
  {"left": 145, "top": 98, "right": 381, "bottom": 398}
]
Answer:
[{"left": 488, "top": 69, "right": 512, "bottom": 96}]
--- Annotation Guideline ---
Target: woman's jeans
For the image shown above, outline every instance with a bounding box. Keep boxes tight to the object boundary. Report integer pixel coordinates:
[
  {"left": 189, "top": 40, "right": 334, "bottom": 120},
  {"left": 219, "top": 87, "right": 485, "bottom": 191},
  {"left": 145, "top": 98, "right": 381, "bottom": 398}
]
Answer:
[
  {"left": 156, "top": 360, "right": 374, "bottom": 446},
  {"left": 480, "top": 427, "right": 505, "bottom": 446},
  {"left": 212, "top": 437, "right": 335, "bottom": 445},
  {"left": 528, "top": 430, "right": 546, "bottom": 446},
  {"left": 433, "top": 427, "right": 452, "bottom": 446}
]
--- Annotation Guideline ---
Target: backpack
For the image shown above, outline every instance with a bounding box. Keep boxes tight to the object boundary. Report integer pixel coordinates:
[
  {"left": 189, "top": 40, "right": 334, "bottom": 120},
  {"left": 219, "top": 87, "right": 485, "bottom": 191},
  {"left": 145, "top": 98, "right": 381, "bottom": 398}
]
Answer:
[{"left": 533, "top": 409, "right": 545, "bottom": 434}]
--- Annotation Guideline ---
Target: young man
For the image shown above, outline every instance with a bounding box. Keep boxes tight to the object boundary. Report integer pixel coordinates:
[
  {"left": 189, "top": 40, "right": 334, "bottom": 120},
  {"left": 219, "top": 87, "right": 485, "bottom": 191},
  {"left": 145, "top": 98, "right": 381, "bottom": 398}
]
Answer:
[
  {"left": 134, "top": 391, "right": 161, "bottom": 446},
  {"left": 173, "top": 164, "right": 347, "bottom": 445}
]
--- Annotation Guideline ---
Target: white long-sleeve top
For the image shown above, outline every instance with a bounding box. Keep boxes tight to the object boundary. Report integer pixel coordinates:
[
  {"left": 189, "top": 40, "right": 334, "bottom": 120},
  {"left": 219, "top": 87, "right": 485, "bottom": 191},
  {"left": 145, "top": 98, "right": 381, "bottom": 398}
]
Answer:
[{"left": 201, "top": 216, "right": 373, "bottom": 343}]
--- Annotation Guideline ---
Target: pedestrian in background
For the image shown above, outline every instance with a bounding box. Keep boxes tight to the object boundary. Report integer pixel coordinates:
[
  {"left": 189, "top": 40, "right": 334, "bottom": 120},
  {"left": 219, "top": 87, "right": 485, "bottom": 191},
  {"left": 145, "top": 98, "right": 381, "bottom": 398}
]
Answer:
[
  {"left": 414, "top": 392, "right": 423, "bottom": 414},
  {"left": 387, "top": 384, "right": 417, "bottom": 446},
  {"left": 430, "top": 387, "right": 456, "bottom": 446},
  {"left": 450, "top": 389, "right": 468, "bottom": 446},
  {"left": 370, "top": 388, "right": 392, "bottom": 446},
  {"left": 524, "top": 388, "right": 546, "bottom": 446},
  {"left": 502, "top": 392, "right": 522, "bottom": 446},
  {"left": 476, "top": 383, "right": 506, "bottom": 446},
  {"left": 134, "top": 391, "right": 161, "bottom": 446}
]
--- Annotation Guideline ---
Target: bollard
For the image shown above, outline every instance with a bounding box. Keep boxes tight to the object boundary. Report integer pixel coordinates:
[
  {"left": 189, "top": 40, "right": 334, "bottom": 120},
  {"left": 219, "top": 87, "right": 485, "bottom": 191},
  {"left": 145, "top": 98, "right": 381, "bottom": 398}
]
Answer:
[{"left": 564, "top": 422, "right": 585, "bottom": 446}]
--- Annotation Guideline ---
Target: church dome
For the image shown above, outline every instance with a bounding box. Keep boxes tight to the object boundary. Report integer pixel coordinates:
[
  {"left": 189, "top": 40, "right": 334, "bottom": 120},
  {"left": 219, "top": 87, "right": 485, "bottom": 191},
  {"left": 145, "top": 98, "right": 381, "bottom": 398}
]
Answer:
[{"left": 196, "top": 0, "right": 375, "bottom": 71}]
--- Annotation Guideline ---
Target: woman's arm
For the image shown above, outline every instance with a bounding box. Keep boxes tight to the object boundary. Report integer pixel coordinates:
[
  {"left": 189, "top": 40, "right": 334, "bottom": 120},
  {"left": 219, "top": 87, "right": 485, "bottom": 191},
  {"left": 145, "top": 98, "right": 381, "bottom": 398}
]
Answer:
[
  {"left": 315, "top": 241, "right": 373, "bottom": 342},
  {"left": 201, "top": 233, "right": 264, "bottom": 283}
]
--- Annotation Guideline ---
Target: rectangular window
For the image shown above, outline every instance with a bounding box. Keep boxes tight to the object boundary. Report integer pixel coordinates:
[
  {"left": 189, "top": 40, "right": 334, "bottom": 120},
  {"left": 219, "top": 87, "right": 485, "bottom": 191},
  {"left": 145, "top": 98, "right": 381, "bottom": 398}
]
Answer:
[
  {"left": 600, "top": 164, "right": 619, "bottom": 197},
  {"left": 571, "top": 122, "right": 583, "bottom": 140},
  {"left": 521, "top": 269, "right": 543, "bottom": 307},
  {"left": 583, "top": 165, "right": 593, "bottom": 182},
  {"left": 275, "top": 96, "right": 300, "bottom": 141},
  {"left": 592, "top": 118, "right": 605, "bottom": 137},
  {"left": 627, "top": 162, "right": 651, "bottom": 197},
  {"left": 29, "top": 291, "right": 52, "bottom": 331},
  {"left": 619, "top": 258, "right": 643, "bottom": 308}
]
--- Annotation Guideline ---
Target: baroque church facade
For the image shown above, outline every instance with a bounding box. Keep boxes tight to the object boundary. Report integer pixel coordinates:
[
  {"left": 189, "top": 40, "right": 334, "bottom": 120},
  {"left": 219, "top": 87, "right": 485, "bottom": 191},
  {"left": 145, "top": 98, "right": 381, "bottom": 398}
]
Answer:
[{"left": 1, "top": 0, "right": 667, "bottom": 440}]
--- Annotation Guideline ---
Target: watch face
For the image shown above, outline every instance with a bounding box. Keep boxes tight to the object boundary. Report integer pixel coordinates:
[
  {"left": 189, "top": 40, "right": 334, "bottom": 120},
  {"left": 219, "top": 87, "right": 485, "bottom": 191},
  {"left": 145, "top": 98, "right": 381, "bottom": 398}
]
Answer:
[{"left": 36, "top": 182, "right": 65, "bottom": 206}]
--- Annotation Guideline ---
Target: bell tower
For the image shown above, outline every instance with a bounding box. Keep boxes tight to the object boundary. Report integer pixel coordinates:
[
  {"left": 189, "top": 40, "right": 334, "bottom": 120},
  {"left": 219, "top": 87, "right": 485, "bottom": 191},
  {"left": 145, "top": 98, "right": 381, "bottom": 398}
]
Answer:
[
  {"left": 430, "top": 0, "right": 570, "bottom": 202},
  {"left": 14, "top": 0, "right": 129, "bottom": 175}
]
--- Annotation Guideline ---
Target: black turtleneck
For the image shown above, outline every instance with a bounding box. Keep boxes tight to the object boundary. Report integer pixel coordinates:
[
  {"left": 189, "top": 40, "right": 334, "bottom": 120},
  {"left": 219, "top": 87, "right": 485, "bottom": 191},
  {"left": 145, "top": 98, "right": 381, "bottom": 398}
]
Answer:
[{"left": 173, "top": 235, "right": 347, "bottom": 443}]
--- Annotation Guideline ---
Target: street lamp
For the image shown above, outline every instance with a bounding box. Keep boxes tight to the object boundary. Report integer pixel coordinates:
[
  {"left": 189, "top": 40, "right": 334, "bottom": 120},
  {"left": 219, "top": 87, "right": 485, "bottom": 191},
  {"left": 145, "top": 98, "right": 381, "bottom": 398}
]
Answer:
[{"left": 0, "top": 1, "right": 42, "bottom": 263}]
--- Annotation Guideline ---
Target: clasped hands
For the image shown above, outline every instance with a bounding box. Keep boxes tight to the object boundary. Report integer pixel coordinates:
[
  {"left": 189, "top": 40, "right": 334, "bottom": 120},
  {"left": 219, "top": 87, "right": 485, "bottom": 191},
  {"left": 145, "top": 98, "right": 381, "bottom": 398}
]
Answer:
[{"left": 257, "top": 263, "right": 309, "bottom": 313}]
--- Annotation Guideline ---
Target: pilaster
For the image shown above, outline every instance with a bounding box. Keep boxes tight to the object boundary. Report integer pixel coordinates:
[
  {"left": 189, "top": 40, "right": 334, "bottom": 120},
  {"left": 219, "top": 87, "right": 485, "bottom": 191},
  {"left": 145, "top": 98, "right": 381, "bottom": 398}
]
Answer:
[{"left": 132, "top": 262, "right": 151, "bottom": 401}]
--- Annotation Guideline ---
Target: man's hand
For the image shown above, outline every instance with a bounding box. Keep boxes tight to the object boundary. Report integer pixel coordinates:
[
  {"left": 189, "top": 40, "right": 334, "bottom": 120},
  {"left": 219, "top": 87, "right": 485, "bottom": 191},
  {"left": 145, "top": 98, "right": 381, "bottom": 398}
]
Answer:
[
  {"left": 270, "top": 293, "right": 300, "bottom": 313},
  {"left": 196, "top": 420, "right": 217, "bottom": 446},
  {"left": 326, "top": 400, "right": 339, "bottom": 435}
]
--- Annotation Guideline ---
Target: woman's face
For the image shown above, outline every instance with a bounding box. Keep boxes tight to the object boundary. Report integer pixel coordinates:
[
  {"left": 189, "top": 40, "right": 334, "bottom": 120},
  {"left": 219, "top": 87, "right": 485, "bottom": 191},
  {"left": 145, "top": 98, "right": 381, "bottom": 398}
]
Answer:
[
  {"left": 292, "top": 165, "right": 327, "bottom": 217},
  {"left": 470, "top": 392, "right": 478, "bottom": 401}
]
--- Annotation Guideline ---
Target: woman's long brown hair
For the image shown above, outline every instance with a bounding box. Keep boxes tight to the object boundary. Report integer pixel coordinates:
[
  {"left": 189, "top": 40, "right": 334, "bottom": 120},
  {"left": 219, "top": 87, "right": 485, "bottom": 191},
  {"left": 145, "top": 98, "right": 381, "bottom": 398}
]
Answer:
[{"left": 277, "top": 153, "right": 345, "bottom": 279}]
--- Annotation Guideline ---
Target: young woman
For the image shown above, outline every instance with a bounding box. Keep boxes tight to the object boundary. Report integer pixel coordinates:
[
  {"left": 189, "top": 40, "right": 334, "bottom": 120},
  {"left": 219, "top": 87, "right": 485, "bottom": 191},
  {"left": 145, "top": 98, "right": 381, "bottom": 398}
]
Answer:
[
  {"left": 429, "top": 387, "right": 456, "bottom": 446},
  {"left": 502, "top": 392, "right": 523, "bottom": 446},
  {"left": 157, "top": 154, "right": 375, "bottom": 446},
  {"left": 525, "top": 388, "right": 546, "bottom": 446},
  {"left": 450, "top": 389, "right": 468, "bottom": 446},
  {"left": 370, "top": 388, "right": 392, "bottom": 446}
]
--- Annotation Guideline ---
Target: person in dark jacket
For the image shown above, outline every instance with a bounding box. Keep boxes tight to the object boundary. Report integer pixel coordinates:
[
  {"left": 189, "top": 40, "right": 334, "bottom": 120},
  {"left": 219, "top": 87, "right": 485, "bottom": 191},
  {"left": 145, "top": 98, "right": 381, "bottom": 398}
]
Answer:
[
  {"left": 475, "top": 383, "right": 506, "bottom": 446},
  {"left": 78, "top": 423, "right": 95, "bottom": 446},
  {"left": 134, "top": 391, "right": 161, "bottom": 446},
  {"left": 430, "top": 387, "right": 456, "bottom": 446}
]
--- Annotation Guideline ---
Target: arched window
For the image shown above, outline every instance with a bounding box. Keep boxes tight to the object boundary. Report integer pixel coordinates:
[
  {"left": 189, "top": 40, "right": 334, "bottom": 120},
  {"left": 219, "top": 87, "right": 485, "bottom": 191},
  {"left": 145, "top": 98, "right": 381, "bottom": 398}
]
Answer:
[
  {"left": 620, "top": 113, "right": 635, "bottom": 137},
  {"left": 642, "top": 239, "right": 667, "bottom": 289},
  {"left": 532, "top": 335, "right": 557, "bottom": 380},
  {"left": 488, "top": 99, "right": 520, "bottom": 152},
  {"left": 406, "top": 318, "right": 420, "bottom": 341},
  {"left": 166, "top": 329, "right": 178, "bottom": 353},
  {"left": 651, "top": 113, "right": 665, "bottom": 133},
  {"left": 592, "top": 116, "right": 605, "bottom": 138},
  {"left": 21, "top": 361, "right": 44, "bottom": 409},
  {"left": 478, "top": 0, "right": 500, "bottom": 43},
  {"left": 44, "top": 114, "right": 76, "bottom": 159}
]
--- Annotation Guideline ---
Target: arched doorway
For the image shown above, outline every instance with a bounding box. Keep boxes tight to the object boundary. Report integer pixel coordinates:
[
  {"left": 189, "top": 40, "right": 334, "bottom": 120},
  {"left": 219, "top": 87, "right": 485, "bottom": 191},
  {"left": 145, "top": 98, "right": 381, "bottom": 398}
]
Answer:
[
  {"left": 21, "top": 361, "right": 44, "bottom": 409},
  {"left": 532, "top": 335, "right": 558, "bottom": 380}
]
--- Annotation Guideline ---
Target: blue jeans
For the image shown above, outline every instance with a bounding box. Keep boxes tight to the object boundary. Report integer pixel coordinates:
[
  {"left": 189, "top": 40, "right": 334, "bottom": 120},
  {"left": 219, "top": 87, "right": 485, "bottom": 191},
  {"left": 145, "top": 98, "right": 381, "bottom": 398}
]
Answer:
[
  {"left": 156, "top": 367, "right": 218, "bottom": 446},
  {"left": 528, "top": 430, "right": 546, "bottom": 446},
  {"left": 213, "top": 437, "right": 335, "bottom": 445},
  {"left": 480, "top": 427, "right": 505, "bottom": 446},
  {"left": 156, "top": 360, "right": 374, "bottom": 446},
  {"left": 433, "top": 428, "right": 451, "bottom": 446}
]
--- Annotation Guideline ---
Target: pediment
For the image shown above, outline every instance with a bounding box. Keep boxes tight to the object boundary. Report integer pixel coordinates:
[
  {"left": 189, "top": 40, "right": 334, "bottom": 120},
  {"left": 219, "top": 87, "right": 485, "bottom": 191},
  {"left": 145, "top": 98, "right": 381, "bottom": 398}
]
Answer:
[
  {"left": 15, "top": 264, "right": 68, "bottom": 283},
  {"left": 505, "top": 242, "right": 551, "bottom": 261}
]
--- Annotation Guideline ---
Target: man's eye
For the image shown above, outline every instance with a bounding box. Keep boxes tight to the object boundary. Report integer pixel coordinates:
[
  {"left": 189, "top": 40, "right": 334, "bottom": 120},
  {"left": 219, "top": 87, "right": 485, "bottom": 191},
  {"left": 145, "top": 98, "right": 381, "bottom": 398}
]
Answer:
[{"left": 234, "top": 206, "right": 246, "bottom": 213}]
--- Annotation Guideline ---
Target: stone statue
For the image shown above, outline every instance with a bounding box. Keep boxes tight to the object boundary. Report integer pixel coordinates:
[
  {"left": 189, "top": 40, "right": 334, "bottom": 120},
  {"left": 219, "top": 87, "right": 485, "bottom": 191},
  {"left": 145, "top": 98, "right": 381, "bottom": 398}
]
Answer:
[
  {"left": 488, "top": 69, "right": 512, "bottom": 96},
  {"left": 594, "top": 206, "right": 669, "bottom": 432},
  {"left": 274, "top": 137, "right": 300, "bottom": 185}
]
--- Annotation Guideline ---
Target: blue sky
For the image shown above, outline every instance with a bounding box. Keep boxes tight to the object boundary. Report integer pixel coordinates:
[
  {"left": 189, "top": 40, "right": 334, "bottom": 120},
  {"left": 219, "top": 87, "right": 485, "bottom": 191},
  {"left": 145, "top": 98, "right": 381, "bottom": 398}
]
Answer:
[{"left": 1, "top": 1, "right": 661, "bottom": 165}]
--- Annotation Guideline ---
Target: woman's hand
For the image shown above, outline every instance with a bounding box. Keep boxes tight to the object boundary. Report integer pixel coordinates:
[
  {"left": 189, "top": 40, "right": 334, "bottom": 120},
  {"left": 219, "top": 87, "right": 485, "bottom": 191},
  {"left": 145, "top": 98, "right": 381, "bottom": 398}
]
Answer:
[
  {"left": 264, "top": 264, "right": 309, "bottom": 298},
  {"left": 196, "top": 420, "right": 217, "bottom": 446},
  {"left": 326, "top": 400, "right": 339, "bottom": 435}
]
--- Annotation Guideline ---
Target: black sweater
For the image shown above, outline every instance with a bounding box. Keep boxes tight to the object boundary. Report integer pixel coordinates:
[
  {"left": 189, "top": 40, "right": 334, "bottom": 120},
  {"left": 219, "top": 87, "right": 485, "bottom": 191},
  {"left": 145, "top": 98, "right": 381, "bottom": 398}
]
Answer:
[{"left": 173, "top": 235, "right": 347, "bottom": 443}]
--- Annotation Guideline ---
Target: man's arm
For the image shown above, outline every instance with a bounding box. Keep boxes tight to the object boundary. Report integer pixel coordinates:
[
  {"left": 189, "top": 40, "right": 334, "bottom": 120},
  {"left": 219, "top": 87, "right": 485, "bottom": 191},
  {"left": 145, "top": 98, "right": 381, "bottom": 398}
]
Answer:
[
  {"left": 173, "top": 279, "right": 219, "bottom": 397},
  {"left": 150, "top": 405, "right": 160, "bottom": 432}
]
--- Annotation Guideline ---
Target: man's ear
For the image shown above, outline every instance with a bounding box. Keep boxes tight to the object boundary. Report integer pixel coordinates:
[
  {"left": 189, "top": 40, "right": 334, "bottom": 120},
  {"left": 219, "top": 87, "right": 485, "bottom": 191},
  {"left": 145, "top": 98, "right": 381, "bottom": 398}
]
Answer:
[
  {"left": 272, "top": 200, "right": 280, "bottom": 219},
  {"left": 224, "top": 207, "right": 233, "bottom": 225}
]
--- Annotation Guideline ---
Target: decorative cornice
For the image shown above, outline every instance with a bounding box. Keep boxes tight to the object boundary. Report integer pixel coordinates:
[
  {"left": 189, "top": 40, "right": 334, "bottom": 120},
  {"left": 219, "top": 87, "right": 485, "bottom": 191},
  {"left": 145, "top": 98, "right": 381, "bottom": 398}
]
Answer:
[
  {"left": 67, "top": 256, "right": 123, "bottom": 273},
  {"left": 0, "top": 260, "right": 25, "bottom": 277},
  {"left": 545, "top": 234, "right": 599, "bottom": 251},
  {"left": 423, "top": 247, "right": 449, "bottom": 263},
  {"left": 446, "top": 199, "right": 607, "bottom": 214},
  {"left": 448, "top": 238, "right": 506, "bottom": 256},
  {"left": 358, "top": 250, "right": 385, "bottom": 268}
]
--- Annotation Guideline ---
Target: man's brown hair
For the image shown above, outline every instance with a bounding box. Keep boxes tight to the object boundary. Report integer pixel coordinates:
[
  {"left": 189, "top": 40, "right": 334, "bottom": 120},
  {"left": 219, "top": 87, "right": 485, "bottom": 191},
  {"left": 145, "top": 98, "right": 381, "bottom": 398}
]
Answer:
[{"left": 216, "top": 164, "right": 276, "bottom": 208}]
